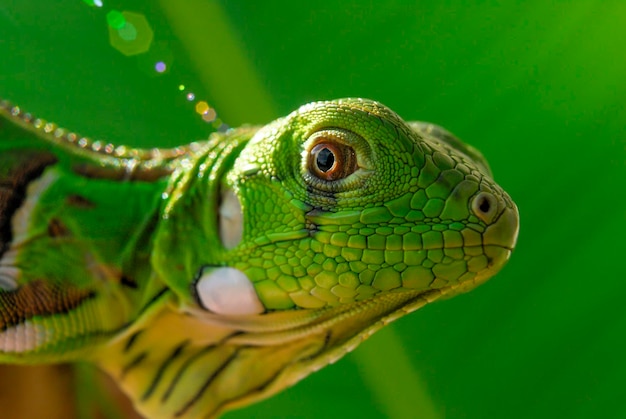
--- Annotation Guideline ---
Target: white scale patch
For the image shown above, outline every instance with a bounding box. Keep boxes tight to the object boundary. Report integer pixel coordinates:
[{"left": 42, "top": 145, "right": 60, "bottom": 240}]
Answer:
[
  {"left": 0, "top": 170, "right": 59, "bottom": 291},
  {"left": 0, "top": 320, "right": 46, "bottom": 353},
  {"left": 0, "top": 248, "right": 19, "bottom": 290},
  {"left": 196, "top": 267, "right": 265, "bottom": 315},
  {"left": 218, "top": 187, "right": 243, "bottom": 249},
  {"left": 0, "top": 266, "right": 19, "bottom": 290}
]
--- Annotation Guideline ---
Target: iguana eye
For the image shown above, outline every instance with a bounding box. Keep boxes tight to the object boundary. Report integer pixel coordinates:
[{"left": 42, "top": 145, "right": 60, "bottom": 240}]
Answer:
[{"left": 308, "top": 141, "right": 357, "bottom": 181}]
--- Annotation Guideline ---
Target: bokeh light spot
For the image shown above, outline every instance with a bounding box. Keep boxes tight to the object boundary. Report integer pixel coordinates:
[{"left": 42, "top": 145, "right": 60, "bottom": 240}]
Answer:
[
  {"left": 202, "top": 108, "right": 217, "bottom": 123},
  {"left": 155, "top": 62, "right": 166, "bottom": 73},
  {"left": 118, "top": 22, "right": 137, "bottom": 41},
  {"left": 195, "top": 101, "right": 209, "bottom": 115},
  {"left": 108, "top": 11, "right": 154, "bottom": 56},
  {"left": 94, "top": 0, "right": 103, "bottom": 7},
  {"left": 178, "top": 84, "right": 185, "bottom": 91},
  {"left": 186, "top": 93, "right": 195, "bottom": 101},
  {"left": 106, "top": 10, "right": 125, "bottom": 29},
  {"left": 136, "top": 41, "right": 174, "bottom": 76}
]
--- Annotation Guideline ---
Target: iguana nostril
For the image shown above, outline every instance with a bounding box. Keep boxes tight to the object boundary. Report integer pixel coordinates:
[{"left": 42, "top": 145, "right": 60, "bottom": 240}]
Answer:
[
  {"left": 472, "top": 192, "right": 498, "bottom": 223},
  {"left": 478, "top": 196, "right": 490, "bottom": 213}
]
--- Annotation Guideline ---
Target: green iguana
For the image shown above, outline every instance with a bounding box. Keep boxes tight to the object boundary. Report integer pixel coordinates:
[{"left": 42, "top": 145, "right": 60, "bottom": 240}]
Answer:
[{"left": 0, "top": 97, "right": 519, "bottom": 418}]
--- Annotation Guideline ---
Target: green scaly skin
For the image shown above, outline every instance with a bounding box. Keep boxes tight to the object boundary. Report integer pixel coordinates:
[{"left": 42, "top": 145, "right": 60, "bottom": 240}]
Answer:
[{"left": 0, "top": 98, "right": 519, "bottom": 418}]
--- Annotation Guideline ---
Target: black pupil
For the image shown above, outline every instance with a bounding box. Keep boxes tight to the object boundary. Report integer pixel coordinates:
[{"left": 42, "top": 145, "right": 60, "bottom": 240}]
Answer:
[
  {"left": 479, "top": 197, "right": 491, "bottom": 213},
  {"left": 316, "top": 148, "right": 335, "bottom": 172}
]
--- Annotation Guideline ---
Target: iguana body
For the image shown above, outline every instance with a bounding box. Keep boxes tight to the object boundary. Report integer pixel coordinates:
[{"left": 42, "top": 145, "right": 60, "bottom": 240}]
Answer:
[{"left": 0, "top": 98, "right": 519, "bottom": 418}]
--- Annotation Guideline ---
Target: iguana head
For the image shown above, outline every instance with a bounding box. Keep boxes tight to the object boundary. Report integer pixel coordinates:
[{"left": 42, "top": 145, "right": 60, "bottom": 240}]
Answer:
[{"left": 155, "top": 98, "right": 519, "bottom": 314}]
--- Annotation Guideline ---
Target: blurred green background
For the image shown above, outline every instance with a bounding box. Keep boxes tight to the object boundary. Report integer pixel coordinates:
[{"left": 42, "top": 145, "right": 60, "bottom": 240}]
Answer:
[{"left": 1, "top": 1, "right": 625, "bottom": 418}]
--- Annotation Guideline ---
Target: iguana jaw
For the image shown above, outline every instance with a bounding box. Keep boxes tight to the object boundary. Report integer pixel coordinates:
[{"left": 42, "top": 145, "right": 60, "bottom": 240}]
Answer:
[{"left": 185, "top": 281, "right": 459, "bottom": 345}]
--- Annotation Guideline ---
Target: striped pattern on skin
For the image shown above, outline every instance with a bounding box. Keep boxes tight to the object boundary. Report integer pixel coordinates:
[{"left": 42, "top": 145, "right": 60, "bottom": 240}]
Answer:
[
  {"left": 100, "top": 286, "right": 449, "bottom": 419},
  {"left": 0, "top": 281, "right": 95, "bottom": 331}
]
